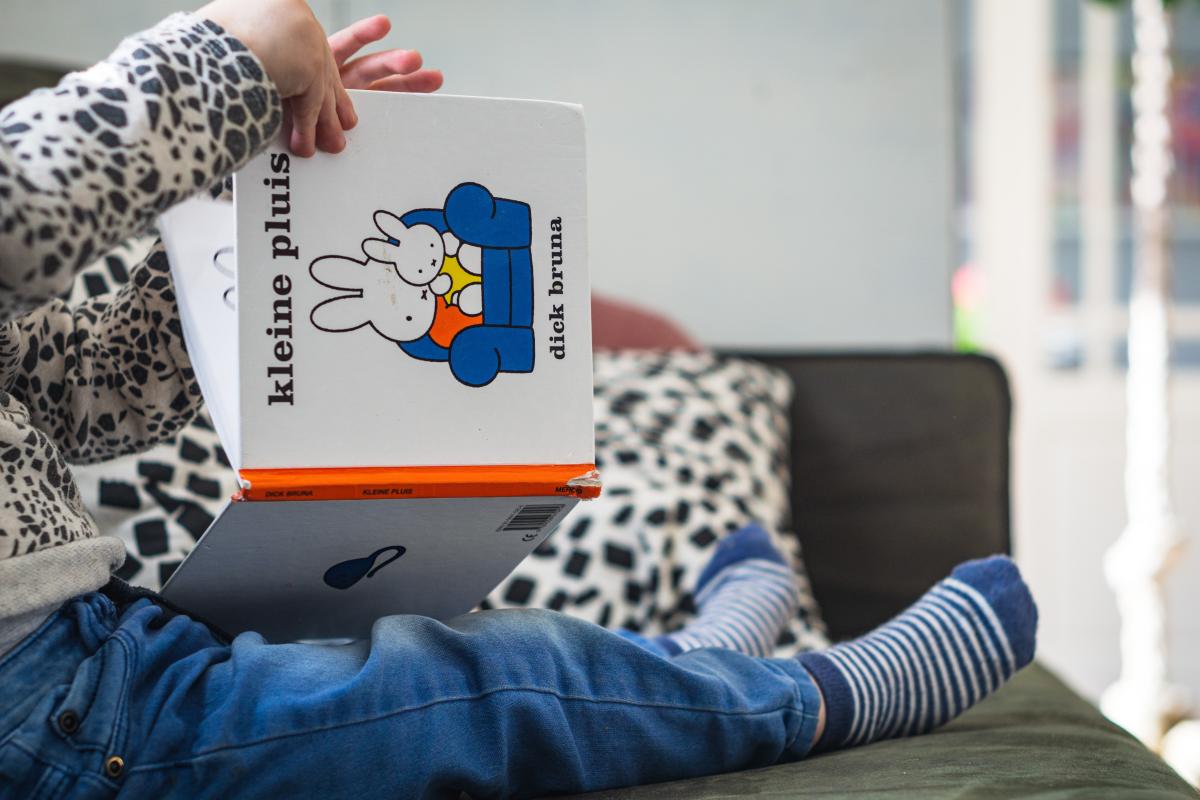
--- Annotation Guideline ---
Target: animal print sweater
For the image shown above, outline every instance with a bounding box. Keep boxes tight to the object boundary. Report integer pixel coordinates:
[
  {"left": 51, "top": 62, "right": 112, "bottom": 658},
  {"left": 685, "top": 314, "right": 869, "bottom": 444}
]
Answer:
[{"left": 0, "top": 13, "right": 280, "bottom": 653}]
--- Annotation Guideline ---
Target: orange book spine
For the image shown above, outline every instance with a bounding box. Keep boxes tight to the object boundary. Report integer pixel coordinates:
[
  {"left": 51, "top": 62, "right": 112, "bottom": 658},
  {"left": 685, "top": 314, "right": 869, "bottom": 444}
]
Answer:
[{"left": 237, "top": 464, "right": 601, "bottom": 502}]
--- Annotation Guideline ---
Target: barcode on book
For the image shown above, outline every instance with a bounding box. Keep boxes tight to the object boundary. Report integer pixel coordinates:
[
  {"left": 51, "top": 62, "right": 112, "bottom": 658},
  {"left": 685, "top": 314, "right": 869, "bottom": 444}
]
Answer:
[{"left": 498, "top": 504, "right": 564, "bottom": 533}]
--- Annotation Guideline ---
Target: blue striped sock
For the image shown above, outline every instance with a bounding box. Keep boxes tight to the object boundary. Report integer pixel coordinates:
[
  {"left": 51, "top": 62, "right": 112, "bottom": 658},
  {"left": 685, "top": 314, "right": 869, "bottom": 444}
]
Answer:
[
  {"left": 652, "top": 524, "right": 799, "bottom": 658},
  {"left": 797, "top": 555, "right": 1037, "bottom": 751}
]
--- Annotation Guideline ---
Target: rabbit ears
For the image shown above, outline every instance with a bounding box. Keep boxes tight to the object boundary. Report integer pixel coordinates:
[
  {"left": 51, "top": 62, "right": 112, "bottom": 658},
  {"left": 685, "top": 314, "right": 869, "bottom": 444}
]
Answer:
[
  {"left": 310, "top": 254, "right": 367, "bottom": 292},
  {"left": 311, "top": 293, "right": 371, "bottom": 333},
  {"left": 306, "top": 211, "right": 413, "bottom": 332},
  {"left": 359, "top": 211, "right": 413, "bottom": 264},
  {"left": 309, "top": 255, "right": 369, "bottom": 332},
  {"left": 373, "top": 210, "right": 409, "bottom": 244}
]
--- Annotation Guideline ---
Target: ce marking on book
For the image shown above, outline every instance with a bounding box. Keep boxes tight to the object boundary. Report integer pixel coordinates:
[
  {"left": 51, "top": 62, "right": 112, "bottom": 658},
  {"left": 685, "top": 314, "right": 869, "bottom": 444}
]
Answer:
[{"left": 498, "top": 504, "right": 564, "bottom": 542}]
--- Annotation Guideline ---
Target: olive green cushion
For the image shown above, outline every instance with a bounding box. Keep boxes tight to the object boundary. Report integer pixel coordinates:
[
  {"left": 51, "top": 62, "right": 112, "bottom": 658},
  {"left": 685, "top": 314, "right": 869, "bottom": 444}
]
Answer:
[{"left": 571, "top": 663, "right": 1198, "bottom": 799}]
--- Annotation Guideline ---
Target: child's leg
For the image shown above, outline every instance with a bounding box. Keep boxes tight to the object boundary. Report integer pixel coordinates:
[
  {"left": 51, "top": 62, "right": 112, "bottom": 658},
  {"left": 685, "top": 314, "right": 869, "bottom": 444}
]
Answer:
[
  {"left": 798, "top": 555, "right": 1037, "bottom": 750},
  {"left": 617, "top": 524, "right": 800, "bottom": 657},
  {"left": 0, "top": 554, "right": 1034, "bottom": 798},
  {"left": 619, "top": 545, "right": 1037, "bottom": 754},
  {"left": 0, "top": 593, "right": 823, "bottom": 799}
]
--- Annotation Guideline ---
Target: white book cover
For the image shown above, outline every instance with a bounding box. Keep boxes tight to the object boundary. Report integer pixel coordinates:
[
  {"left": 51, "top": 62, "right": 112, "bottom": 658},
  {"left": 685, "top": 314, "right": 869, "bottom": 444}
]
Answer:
[
  {"left": 235, "top": 90, "right": 592, "bottom": 470},
  {"left": 156, "top": 92, "right": 597, "bottom": 641}
]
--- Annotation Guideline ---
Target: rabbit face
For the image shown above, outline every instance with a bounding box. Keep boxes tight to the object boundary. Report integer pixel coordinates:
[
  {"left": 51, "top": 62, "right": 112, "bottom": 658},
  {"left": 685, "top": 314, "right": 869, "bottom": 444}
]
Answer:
[
  {"left": 364, "top": 211, "right": 446, "bottom": 287},
  {"left": 310, "top": 255, "right": 437, "bottom": 343}
]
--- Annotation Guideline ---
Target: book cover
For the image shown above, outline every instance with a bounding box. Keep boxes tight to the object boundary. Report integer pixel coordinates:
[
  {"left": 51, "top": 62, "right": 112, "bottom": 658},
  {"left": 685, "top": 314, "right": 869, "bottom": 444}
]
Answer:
[
  {"left": 157, "top": 92, "right": 597, "bottom": 641},
  {"left": 235, "top": 90, "right": 592, "bottom": 471}
]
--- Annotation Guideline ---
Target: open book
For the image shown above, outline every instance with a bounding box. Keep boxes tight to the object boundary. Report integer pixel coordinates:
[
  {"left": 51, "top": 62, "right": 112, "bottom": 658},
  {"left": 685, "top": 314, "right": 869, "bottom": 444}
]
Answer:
[{"left": 156, "top": 91, "right": 597, "bottom": 641}]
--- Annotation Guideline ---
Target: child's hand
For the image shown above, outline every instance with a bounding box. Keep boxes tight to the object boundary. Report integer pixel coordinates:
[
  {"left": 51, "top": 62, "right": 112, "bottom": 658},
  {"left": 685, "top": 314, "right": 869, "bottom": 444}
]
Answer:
[
  {"left": 199, "top": 0, "right": 355, "bottom": 157},
  {"left": 328, "top": 15, "right": 444, "bottom": 94},
  {"left": 199, "top": 3, "right": 443, "bottom": 156}
]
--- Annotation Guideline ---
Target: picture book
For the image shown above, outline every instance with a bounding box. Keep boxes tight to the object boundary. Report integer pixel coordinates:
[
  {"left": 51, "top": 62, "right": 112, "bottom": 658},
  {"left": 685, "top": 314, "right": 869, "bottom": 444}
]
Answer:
[{"left": 156, "top": 91, "right": 597, "bottom": 641}]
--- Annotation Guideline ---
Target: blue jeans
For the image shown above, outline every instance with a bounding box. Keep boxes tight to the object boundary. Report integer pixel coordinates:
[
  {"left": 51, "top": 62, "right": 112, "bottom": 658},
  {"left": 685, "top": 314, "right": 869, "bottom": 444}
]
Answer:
[{"left": 0, "top": 583, "right": 822, "bottom": 799}]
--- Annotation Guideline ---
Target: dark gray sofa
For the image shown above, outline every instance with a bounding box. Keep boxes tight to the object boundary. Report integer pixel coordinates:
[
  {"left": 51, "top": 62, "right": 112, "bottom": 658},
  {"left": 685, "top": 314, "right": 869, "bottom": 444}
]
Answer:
[{"left": 571, "top": 352, "right": 1197, "bottom": 799}]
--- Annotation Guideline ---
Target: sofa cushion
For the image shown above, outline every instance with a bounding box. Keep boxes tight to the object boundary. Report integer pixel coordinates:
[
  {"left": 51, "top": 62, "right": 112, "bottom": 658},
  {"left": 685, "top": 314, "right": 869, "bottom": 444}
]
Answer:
[
  {"left": 486, "top": 351, "right": 828, "bottom": 653},
  {"left": 590, "top": 294, "right": 702, "bottom": 351}
]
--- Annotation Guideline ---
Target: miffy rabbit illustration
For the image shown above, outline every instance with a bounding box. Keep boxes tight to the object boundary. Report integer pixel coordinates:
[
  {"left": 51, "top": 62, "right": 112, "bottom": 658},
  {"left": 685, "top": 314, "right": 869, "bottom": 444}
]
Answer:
[
  {"left": 360, "top": 214, "right": 453, "bottom": 292},
  {"left": 309, "top": 251, "right": 437, "bottom": 343},
  {"left": 365, "top": 210, "right": 484, "bottom": 319},
  {"left": 309, "top": 182, "right": 536, "bottom": 388}
]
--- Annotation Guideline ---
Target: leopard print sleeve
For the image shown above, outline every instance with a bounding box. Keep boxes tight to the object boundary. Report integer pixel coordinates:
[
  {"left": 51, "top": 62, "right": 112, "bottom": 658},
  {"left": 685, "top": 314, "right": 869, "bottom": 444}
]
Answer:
[
  {"left": 5, "top": 242, "right": 202, "bottom": 464},
  {"left": 0, "top": 12, "right": 282, "bottom": 323}
]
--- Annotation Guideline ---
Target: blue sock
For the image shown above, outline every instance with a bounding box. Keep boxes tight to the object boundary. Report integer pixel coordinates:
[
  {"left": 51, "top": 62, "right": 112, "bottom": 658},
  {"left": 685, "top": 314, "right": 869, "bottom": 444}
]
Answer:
[
  {"left": 647, "top": 524, "right": 799, "bottom": 658},
  {"left": 797, "top": 555, "right": 1037, "bottom": 751}
]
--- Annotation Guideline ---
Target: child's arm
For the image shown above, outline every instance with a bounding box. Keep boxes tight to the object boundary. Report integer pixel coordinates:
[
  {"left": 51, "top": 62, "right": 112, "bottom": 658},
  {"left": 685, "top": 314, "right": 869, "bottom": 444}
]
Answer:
[
  {"left": 4, "top": 243, "right": 204, "bottom": 464},
  {"left": 1, "top": 12, "right": 440, "bottom": 463},
  {"left": 0, "top": 0, "right": 368, "bottom": 326},
  {"left": 0, "top": 12, "right": 282, "bottom": 461},
  {"left": 0, "top": 13, "right": 283, "bottom": 322}
]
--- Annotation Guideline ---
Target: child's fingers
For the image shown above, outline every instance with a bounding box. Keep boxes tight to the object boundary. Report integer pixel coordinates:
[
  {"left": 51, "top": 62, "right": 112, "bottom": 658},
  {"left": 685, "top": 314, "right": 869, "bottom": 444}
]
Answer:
[
  {"left": 314, "top": 87, "right": 346, "bottom": 154},
  {"left": 281, "top": 103, "right": 294, "bottom": 145},
  {"left": 328, "top": 15, "right": 391, "bottom": 65},
  {"left": 339, "top": 49, "right": 423, "bottom": 90},
  {"left": 288, "top": 89, "right": 322, "bottom": 157},
  {"left": 368, "top": 70, "right": 444, "bottom": 95},
  {"left": 335, "top": 82, "right": 357, "bottom": 131}
]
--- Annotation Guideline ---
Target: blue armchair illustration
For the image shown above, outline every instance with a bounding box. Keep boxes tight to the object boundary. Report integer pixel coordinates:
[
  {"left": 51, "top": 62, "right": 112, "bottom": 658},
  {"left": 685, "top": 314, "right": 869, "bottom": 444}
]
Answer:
[
  {"left": 307, "top": 182, "right": 535, "bottom": 388},
  {"left": 394, "top": 183, "right": 535, "bottom": 387}
]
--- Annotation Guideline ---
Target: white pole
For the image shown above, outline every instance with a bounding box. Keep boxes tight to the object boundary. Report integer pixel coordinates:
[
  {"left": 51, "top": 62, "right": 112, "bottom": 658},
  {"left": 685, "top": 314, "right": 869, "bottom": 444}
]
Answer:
[
  {"left": 1100, "top": 0, "right": 1189, "bottom": 751},
  {"left": 972, "top": 0, "right": 1053, "bottom": 626},
  {"left": 1081, "top": 2, "right": 1119, "bottom": 371}
]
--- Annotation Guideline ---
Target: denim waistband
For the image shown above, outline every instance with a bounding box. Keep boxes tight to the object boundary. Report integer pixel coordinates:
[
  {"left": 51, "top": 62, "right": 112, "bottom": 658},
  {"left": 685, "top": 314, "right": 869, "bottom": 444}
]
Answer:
[
  {"left": 0, "top": 578, "right": 228, "bottom": 730},
  {"left": 100, "top": 576, "right": 233, "bottom": 643},
  {"left": 0, "top": 592, "right": 117, "bottom": 734}
]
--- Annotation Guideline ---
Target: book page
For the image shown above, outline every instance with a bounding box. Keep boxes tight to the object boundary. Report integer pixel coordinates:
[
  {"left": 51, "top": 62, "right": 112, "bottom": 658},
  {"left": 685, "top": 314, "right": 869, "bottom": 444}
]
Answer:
[
  {"left": 158, "top": 197, "right": 241, "bottom": 470},
  {"left": 235, "top": 92, "right": 593, "bottom": 469}
]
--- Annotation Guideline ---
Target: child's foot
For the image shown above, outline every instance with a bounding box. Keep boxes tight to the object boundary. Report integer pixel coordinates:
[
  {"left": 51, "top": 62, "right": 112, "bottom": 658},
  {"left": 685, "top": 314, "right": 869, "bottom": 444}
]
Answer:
[
  {"left": 797, "top": 555, "right": 1037, "bottom": 751},
  {"left": 644, "top": 524, "right": 800, "bottom": 658}
]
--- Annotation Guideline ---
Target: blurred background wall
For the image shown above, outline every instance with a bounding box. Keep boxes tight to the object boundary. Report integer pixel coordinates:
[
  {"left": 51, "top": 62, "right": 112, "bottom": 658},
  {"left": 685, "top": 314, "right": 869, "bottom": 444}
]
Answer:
[
  {"left": 0, "top": 0, "right": 957, "bottom": 349},
  {"left": 967, "top": 0, "right": 1200, "bottom": 709},
  {"left": 3, "top": 0, "right": 1199, "bottom": 717}
]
